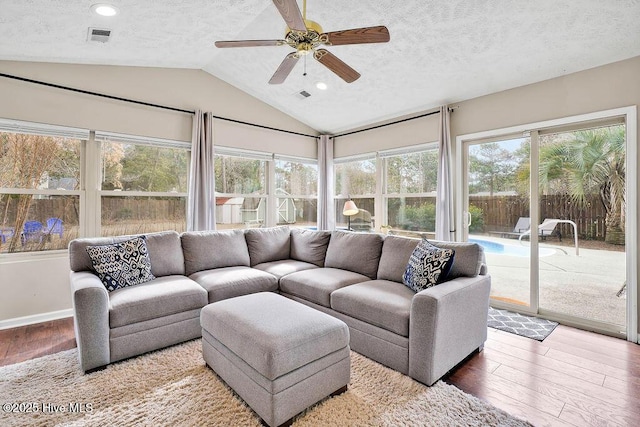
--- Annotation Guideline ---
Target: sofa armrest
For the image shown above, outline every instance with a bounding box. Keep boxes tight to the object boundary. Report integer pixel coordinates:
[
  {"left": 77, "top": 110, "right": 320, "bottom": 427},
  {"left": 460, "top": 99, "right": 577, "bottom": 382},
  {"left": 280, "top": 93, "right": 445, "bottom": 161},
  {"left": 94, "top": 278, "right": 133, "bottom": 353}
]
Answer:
[
  {"left": 408, "top": 274, "right": 491, "bottom": 385},
  {"left": 70, "top": 271, "right": 110, "bottom": 372}
]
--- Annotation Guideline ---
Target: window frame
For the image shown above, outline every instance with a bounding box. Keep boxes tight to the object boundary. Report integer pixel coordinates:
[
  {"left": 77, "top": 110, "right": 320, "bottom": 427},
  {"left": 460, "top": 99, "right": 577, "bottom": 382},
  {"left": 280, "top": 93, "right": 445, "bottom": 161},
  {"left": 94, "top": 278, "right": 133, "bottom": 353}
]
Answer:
[
  {"left": 0, "top": 119, "right": 87, "bottom": 256},
  {"left": 94, "top": 132, "right": 190, "bottom": 237}
]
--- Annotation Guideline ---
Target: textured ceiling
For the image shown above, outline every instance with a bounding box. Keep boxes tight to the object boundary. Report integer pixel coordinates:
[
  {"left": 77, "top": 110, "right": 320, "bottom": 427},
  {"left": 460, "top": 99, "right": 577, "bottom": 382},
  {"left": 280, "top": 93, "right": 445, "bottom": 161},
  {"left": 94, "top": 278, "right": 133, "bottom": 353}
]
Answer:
[{"left": 1, "top": 1, "right": 640, "bottom": 133}]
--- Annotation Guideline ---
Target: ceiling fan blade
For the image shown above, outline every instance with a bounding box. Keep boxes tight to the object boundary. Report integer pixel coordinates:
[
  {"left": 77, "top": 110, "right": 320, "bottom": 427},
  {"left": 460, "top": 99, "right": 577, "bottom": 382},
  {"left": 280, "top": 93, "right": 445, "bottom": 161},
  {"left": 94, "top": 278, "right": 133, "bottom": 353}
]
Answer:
[
  {"left": 269, "top": 53, "right": 300, "bottom": 84},
  {"left": 272, "top": 0, "right": 307, "bottom": 32},
  {"left": 323, "top": 26, "right": 390, "bottom": 46},
  {"left": 314, "top": 49, "right": 360, "bottom": 83},
  {"left": 215, "top": 40, "right": 284, "bottom": 48}
]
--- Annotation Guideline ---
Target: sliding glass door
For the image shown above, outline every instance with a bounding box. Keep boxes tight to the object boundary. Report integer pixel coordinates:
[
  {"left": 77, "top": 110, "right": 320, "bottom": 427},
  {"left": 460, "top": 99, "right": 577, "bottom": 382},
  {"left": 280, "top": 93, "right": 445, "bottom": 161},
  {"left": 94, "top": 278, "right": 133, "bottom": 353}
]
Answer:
[
  {"left": 458, "top": 111, "right": 633, "bottom": 337},
  {"left": 466, "top": 136, "right": 532, "bottom": 309},
  {"left": 536, "top": 124, "right": 626, "bottom": 333}
]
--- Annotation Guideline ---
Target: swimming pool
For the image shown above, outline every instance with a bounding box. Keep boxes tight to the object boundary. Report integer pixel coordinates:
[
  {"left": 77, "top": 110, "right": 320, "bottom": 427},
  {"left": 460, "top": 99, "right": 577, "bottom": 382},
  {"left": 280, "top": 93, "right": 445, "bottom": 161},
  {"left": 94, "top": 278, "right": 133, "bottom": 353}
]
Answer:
[{"left": 470, "top": 238, "right": 556, "bottom": 257}]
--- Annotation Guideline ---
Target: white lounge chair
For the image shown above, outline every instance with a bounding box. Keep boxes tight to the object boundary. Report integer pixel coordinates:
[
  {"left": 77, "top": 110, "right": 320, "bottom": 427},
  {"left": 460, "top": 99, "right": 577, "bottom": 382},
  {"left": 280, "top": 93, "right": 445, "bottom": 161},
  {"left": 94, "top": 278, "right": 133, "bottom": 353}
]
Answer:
[
  {"left": 518, "top": 219, "right": 560, "bottom": 241},
  {"left": 489, "top": 217, "right": 530, "bottom": 238}
]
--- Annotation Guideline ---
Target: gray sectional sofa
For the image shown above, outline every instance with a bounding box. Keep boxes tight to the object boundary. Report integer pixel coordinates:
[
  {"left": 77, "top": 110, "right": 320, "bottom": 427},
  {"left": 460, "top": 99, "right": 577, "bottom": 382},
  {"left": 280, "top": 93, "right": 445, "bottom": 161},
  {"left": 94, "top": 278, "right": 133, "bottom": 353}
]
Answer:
[{"left": 69, "top": 226, "right": 490, "bottom": 385}]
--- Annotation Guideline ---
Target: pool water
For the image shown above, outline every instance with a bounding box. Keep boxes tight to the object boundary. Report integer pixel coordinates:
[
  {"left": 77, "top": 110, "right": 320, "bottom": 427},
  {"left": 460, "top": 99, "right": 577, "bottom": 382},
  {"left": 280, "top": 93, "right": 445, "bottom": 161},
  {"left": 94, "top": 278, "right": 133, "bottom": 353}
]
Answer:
[{"left": 470, "top": 238, "right": 556, "bottom": 257}]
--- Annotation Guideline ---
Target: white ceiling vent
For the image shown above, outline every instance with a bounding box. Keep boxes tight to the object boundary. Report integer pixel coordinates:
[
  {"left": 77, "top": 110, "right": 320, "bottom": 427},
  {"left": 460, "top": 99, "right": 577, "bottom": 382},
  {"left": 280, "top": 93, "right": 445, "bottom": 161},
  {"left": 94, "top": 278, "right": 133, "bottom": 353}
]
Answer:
[
  {"left": 293, "top": 90, "right": 311, "bottom": 100},
  {"left": 87, "top": 27, "right": 112, "bottom": 43}
]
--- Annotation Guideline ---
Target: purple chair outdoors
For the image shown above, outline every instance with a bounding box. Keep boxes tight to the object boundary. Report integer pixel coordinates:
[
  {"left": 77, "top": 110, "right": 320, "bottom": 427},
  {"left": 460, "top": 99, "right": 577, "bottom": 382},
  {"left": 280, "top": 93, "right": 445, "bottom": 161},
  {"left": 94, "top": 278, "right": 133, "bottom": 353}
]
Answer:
[
  {"left": 45, "top": 217, "right": 64, "bottom": 238},
  {"left": 0, "top": 227, "right": 15, "bottom": 244},
  {"left": 22, "top": 220, "right": 44, "bottom": 245}
]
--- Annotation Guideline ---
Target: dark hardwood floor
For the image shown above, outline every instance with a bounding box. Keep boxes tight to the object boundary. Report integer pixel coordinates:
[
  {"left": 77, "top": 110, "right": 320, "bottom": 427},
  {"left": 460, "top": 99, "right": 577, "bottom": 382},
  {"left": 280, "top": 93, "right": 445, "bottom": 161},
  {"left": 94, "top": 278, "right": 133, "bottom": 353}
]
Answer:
[{"left": 1, "top": 318, "right": 639, "bottom": 426}]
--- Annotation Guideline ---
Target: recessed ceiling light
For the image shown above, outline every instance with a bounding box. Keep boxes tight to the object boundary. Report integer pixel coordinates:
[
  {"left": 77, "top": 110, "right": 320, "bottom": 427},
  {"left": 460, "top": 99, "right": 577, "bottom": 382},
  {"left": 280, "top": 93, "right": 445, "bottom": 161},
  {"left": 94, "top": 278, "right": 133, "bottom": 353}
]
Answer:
[
  {"left": 91, "top": 4, "right": 119, "bottom": 17},
  {"left": 316, "top": 82, "right": 328, "bottom": 90}
]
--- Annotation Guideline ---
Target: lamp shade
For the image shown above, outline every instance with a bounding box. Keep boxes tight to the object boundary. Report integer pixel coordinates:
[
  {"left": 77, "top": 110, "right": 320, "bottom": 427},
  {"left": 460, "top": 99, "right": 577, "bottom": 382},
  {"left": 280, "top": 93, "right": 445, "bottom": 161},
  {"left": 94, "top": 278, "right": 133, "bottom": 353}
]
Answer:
[{"left": 343, "top": 200, "right": 359, "bottom": 216}]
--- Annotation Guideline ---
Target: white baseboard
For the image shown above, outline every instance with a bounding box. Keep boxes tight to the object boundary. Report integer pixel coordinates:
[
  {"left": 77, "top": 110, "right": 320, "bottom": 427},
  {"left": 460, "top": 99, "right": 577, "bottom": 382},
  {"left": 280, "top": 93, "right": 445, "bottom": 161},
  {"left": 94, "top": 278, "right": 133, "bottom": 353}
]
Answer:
[{"left": 0, "top": 309, "right": 73, "bottom": 330}]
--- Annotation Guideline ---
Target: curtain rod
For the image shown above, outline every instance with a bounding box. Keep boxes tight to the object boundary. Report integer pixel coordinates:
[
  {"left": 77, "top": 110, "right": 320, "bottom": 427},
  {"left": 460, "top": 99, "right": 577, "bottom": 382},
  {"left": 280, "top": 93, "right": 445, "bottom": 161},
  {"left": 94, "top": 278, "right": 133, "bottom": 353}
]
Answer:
[
  {"left": 332, "top": 109, "right": 442, "bottom": 139},
  {"left": 0, "top": 72, "right": 318, "bottom": 139}
]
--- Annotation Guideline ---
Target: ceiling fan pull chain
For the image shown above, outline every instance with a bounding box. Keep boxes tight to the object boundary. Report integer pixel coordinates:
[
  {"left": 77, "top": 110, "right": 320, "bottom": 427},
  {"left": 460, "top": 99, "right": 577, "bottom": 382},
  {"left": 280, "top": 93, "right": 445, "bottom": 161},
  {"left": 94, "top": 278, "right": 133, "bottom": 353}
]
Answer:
[{"left": 303, "top": 55, "right": 307, "bottom": 76}]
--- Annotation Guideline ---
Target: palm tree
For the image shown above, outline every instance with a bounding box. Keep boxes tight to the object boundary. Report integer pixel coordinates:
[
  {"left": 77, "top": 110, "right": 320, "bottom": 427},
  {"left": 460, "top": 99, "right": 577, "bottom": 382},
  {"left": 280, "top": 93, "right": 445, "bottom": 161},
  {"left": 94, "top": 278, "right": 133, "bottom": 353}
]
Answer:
[{"left": 538, "top": 126, "right": 626, "bottom": 244}]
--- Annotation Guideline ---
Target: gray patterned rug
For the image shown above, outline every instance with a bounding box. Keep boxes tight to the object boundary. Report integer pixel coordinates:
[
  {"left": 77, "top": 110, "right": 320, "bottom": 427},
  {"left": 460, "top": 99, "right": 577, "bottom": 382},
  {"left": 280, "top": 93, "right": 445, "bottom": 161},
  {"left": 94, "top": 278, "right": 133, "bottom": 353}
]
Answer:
[{"left": 488, "top": 307, "right": 558, "bottom": 341}]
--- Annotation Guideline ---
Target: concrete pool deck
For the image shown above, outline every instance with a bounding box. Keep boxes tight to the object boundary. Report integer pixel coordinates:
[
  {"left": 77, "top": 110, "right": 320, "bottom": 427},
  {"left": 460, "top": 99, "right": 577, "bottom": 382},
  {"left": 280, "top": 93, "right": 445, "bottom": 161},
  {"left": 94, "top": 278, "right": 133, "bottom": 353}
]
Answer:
[{"left": 472, "top": 234, "right": 627, "bottom": 329}]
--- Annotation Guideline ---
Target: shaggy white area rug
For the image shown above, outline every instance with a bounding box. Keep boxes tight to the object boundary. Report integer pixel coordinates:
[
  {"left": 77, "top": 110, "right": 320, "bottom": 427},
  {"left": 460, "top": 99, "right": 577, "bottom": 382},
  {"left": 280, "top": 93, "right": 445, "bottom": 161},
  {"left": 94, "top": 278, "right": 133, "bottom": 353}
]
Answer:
[{"left": 0, "top": 340, "right": 531, "bottom": 426}]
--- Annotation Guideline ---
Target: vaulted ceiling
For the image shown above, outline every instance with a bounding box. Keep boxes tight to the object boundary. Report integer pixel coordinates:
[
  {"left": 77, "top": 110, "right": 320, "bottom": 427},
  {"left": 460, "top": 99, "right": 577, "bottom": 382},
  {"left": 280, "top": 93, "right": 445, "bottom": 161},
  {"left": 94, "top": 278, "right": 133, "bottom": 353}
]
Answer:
[{"left": 2, "top": 1, "right": 640, "bottom": 133}]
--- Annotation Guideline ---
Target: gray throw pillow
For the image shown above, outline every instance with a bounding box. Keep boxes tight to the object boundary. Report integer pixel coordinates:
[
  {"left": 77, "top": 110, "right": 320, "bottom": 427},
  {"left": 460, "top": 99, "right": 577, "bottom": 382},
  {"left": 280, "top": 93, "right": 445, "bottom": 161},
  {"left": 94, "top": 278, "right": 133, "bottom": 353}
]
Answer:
[
  {"left": 86, "top": 236, "right": 155, "bottom": 292},
  {"left": 290, "top": 228, "right": 331, "bottom": 267},
  {"left": 402, "top": 239, "right": 455, "bottom": 292}
]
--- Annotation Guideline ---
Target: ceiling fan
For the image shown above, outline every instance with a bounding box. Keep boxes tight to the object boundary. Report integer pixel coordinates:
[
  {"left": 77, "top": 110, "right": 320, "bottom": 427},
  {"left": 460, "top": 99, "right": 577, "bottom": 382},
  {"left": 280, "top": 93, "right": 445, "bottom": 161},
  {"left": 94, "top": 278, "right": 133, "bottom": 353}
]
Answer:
[{"left": 214, "top": 0, "right": 390, "bottom": 84}]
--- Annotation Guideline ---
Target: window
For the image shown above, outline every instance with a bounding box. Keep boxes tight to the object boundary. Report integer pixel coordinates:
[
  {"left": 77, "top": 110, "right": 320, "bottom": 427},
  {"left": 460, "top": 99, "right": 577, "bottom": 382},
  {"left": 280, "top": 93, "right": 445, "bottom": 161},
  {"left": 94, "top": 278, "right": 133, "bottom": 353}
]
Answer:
[
  {"left": 382, "top": 146, "right": 438, "bottom": 235},
  {"left": 0, "top": 122, "right": 85, "bottom": 253},
  {"left": 214, "top": 148, "right": 267, "bottom": 229},
  {"left": 275, "top": 156, "right": 317, "bottom": 228},
  {"left": 334, "top": 156, "right": 377, "bottom": 231},
  {"left": 97, "top": 133, "right": 189, "bottom": 237}
]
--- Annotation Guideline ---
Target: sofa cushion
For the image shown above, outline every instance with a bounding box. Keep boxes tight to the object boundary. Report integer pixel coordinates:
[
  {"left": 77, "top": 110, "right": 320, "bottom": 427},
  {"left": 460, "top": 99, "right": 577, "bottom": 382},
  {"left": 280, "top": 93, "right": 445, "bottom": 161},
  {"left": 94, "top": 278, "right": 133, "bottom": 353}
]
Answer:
[
  {"left": 377, "top": 235, "right": 419, "bottom": 282},
  {"left": 144, "top": 231, "right": 185, "bottom": 277},
  {"left": 377, "top": 235, "right": 486, "bottom": 281},
  {"left": 432, "top": 241, "right": 486, "bottom": 278},
  {"left": 331, "top": 280, "right": 414, "bottom": 337},
  {"left": 324, "top": 231, "right": 383, "bottom": 279},
  {"left": 189, "top": 266, "right": 278, "bottom": 303},
  {"left": 253, "top": 259, "right": 318, "bottom": 280},
  {"left": 86, "top": 236, "right": 155, "bottom": 292},
  {"left": 109, "top": 275, "right": 208, "bottom": 328},
  {"left": 181, "top": 230, "right": 250, "bottom": 276},
  {"left": 290, "top": 228, "right": 331, "bottom": 267},
  {"left": 279, "top": 268, "right": 370, "bottom": 307},
  {"left": 403, "top": 239, "right": 455, "bottom": 292},
  {"left": 70, "top": 230, "right": 184, "bottom": 277},
  {"left": 245, "top": 226, "right": 291, "bottom": 267}
]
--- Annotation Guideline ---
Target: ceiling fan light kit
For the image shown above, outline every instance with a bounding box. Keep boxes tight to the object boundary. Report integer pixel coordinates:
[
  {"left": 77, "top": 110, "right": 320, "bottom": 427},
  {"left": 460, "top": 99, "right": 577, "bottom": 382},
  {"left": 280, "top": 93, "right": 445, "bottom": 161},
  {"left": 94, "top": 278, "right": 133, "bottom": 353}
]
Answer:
[{"left": 214, "top": 0, "right": 390, "bottom": 84}]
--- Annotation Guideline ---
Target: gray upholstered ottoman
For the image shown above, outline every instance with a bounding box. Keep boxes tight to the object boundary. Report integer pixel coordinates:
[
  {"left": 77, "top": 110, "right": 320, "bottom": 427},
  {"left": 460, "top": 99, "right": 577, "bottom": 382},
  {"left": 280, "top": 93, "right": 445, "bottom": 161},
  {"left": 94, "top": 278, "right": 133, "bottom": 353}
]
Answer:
[{"left": 201, "top": 292, "right": 350, "bottom": 427}]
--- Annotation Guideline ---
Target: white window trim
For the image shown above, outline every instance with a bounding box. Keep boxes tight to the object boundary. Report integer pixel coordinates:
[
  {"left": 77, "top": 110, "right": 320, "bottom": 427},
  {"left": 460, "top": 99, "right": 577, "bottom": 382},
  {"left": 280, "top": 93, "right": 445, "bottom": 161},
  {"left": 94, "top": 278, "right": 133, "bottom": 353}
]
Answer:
[
  {"left": 95, "top": 131, "right": 190, "bottom": 149},
  {"left": 0, "top": 118, "right": 89, "bottom": 140},
  {"left": 215, "top": 145, "right": 272, "bottom": 161}
]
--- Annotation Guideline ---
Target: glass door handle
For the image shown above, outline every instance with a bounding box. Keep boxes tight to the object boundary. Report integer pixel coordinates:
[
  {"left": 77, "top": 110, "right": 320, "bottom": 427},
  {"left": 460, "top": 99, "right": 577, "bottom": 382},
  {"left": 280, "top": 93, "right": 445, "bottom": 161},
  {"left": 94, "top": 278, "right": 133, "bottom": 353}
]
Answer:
[{"left": 464, "top": 211, "right": 472, "bottom": 227}]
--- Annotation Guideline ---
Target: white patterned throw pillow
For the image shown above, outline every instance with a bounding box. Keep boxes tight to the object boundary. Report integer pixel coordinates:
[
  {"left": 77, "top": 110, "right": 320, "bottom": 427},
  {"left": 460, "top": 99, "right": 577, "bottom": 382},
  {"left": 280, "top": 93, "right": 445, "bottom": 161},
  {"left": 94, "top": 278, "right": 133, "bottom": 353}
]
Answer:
[
  {"left": 402, "top": 239, "right": 455, "bottom": 292},
  {"left": 86, "top": 236, "right": 155, "bottom": 292}
]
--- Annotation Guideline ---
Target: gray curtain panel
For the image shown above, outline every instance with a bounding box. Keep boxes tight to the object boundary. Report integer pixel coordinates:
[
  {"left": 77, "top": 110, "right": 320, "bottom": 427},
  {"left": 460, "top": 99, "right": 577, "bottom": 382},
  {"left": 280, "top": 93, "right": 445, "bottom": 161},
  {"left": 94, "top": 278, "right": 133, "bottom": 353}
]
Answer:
[
  {"left": 317, "top": 135, "right": 335, "bottom": 231},
  {"left": 436, "top": 105, "right": 455, "bottom": 241},
  {"left": 187, "top": 110, "right": 216, "bottom": 231}
]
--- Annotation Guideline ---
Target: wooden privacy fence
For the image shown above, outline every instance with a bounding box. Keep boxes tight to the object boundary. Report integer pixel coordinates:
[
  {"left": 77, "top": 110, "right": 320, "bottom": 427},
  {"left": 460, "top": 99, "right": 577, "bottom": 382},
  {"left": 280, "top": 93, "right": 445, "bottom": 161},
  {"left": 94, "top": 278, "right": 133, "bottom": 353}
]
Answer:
[
  {"left": 101, "top": 197, "right": 186, "bottom": 223},
  {"left": 470, "top": 194, "right": 610, "bottom": 240},
  {"left": 0, "top": 196, "right": 186, "bottom": 226}
]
